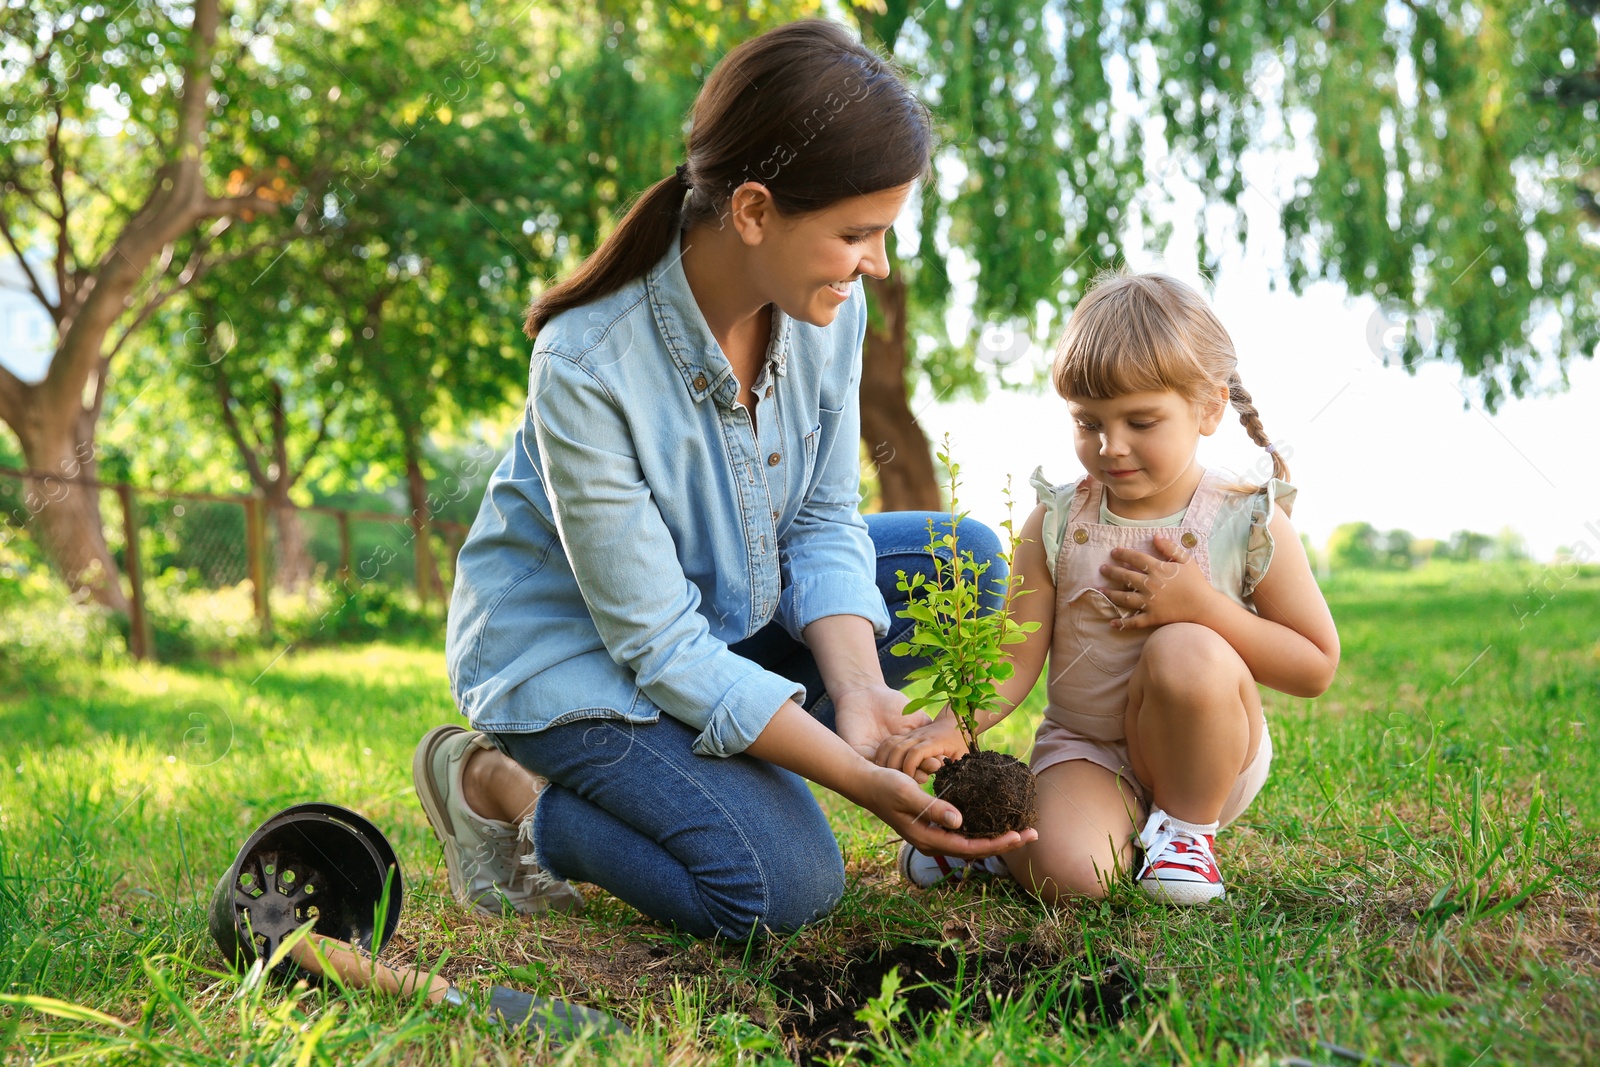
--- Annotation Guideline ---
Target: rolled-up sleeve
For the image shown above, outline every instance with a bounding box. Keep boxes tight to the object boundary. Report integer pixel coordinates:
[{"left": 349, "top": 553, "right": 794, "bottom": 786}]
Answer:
[
  {"left": 529, "top": 351, "right": 802, "bottom": 757},
  {"left": 774, "top": 297, "right": 891, "bottom": 642}
]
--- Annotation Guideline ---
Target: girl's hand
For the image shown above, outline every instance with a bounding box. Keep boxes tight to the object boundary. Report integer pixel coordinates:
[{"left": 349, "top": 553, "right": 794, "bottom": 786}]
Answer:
[
  {"left": 833, "top": 684, "right": 931, "bottom": 760},
  {"left": 856, "top": 762, "right": 1037, "bottom": 858},
  {"left": 873, "top": 712, "right": 967, "bottom": 783},
  {"left": 1098, "top": 534, "right": 1222, "bottom": 630}
]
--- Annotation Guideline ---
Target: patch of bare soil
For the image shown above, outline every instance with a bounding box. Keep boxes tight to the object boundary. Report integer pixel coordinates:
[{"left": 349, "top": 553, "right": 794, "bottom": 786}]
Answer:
[{"left": 760, "top": 939, "right": 1140, "bottom": 1063}]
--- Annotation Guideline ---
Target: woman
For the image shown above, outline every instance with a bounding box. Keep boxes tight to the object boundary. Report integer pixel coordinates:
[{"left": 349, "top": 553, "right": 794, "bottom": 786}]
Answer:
[{"left": 414, "top": 19, "right": 1034, "bottom": 941}]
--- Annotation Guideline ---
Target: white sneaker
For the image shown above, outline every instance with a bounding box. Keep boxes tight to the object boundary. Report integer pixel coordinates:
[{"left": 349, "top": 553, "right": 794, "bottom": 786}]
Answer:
[
  {"left": 1136, "top": 807, "right": 1226, "bottom": 905},
  {"left": 896, "top": 841, "right": 1012, "bottom": 888},
  {"left": 413, "top": 724, "right": 584, "bottom": 917}
]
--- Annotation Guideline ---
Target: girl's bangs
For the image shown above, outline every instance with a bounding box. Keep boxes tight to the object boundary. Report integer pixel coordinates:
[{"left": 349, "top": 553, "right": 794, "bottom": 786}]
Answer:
[{"left": 1053, "top": 292, "right": 1200, "bottom": 400}]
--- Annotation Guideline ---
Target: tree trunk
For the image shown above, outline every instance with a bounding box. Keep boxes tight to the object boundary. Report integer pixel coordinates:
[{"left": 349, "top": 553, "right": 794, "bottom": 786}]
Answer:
[
  {"left": 860, "top": 273, "right": 940, "bottom": 512},
  {"left": 404, "top": 440, "right": 442, "bottom": 603},
  {"left": 0, "top": 0, "right": 286, "bottom": 614},
  {"left": 211, "top": 363, "right": 328, "bottom": 593},
  {"left": 268, "top": 493, "right": 314, "bottom": 591},
  {"left": 16, "top": 425, "right": 130, "bottom": 614}
]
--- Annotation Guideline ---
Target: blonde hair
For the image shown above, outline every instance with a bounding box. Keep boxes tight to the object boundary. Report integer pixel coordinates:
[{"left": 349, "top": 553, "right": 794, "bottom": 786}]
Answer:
[{"left": 1051, "top": 269, "right": 1290, "bottom": 483}]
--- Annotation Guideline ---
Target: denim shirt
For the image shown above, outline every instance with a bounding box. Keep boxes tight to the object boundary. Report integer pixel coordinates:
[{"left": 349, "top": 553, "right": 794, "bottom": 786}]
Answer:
[{"left": 445, "top": 234, "right": 891, "bottom": 757}]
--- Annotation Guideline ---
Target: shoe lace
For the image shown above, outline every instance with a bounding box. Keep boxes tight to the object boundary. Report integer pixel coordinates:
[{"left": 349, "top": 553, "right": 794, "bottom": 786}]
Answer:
[{"left": 1137, "top": 811, "right": 1217, "bottom": 877}]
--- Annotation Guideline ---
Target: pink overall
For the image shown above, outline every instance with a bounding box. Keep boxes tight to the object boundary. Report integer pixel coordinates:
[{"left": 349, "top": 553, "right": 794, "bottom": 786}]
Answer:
[{"left": 1029, "top": 469, "right": 1273, "bottom": 828}]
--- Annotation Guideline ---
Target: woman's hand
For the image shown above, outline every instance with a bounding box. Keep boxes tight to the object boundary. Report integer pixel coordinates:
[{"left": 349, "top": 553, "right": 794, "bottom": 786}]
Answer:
[
  {"left": 855, "top": 762, "right": 1037, "bottom": 859},
  {"left": 833, "top": 684, "right": 931, "bottom": 760},
  {"left": 747, "top": 701, "right": 1032, "bottom": 858},
  {"left": 873, "top": 711, "right": 967, "bottom": 783},
  {"left": 1098, "top": 534, "right": 1222, "bottom": 630}
]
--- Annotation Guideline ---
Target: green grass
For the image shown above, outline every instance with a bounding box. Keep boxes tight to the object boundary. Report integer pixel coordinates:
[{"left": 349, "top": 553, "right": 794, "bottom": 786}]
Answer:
[{"left": 2, "top": 562, "right": 1597, "bottom": 1064}]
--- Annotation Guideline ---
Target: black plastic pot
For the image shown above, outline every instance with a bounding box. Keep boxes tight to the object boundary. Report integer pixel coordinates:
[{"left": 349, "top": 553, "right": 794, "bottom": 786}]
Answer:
[{"left": 208, "top": 803, "right": 403, "bottom": 978}]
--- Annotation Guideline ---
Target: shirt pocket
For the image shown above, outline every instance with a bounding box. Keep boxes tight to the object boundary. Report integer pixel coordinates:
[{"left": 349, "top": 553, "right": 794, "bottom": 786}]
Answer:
[{"left": 801, "top": 423, "right": 820, "bottom": 488}]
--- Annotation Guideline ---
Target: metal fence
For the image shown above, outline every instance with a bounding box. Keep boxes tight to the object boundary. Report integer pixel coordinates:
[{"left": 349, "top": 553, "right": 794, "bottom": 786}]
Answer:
[{"left": 0, "top": 465, "right": 469, "bottom": 660}]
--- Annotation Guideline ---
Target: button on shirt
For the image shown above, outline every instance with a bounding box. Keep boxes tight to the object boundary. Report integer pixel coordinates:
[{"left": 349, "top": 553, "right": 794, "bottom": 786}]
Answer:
[{"left": 445, "top": 235, "right": 890, "bottom": 757}]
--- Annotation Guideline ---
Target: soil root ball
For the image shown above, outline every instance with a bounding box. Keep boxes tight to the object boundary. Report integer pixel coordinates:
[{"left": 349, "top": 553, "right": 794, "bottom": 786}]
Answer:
[{"left": 933, "top": 749, "right": 1037, "bottom": 838}]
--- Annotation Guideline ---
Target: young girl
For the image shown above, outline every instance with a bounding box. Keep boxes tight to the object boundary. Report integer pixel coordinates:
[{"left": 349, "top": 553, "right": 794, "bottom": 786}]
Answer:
[{"left": 878, "top": 270, "right": 1340, "bottom": 905}]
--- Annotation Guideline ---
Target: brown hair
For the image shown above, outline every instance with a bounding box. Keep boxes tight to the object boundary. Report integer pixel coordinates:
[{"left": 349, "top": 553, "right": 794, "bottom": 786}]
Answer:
[
  {"left": 1051, "top": 269, "right": 1290, "bottom": 483},
  {"left": 524, "top": 19, "right": 933, "bottom": 337}
]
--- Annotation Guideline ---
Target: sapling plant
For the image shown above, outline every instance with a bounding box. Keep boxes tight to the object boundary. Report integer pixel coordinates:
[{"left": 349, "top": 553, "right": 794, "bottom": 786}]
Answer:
[{"left": 890, "top": 442, "right": 1039, "bottom": 836}]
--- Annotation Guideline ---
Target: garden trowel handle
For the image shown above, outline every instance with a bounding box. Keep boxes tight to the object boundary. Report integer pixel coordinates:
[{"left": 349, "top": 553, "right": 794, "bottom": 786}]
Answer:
[
  {"left": 286, "top": 934, "right": 626, "bottom": 1040},
  {"left": 288, "top": 934, "right": 458, "bottom": 1004}
]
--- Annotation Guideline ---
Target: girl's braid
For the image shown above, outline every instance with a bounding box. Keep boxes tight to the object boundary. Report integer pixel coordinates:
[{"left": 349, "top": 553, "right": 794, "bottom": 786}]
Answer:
[{"left": 1228, "top": 372, "right": 1290, "bottom": 482}]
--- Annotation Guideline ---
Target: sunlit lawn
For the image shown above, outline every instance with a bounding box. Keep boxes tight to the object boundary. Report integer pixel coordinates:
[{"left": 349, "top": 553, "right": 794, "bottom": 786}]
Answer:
[{"left": 2, "top": 561, "right": 1597, "bottom": 1064}]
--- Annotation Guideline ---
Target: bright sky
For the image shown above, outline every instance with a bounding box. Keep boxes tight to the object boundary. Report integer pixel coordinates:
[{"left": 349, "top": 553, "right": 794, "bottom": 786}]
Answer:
[
  {"left": 915, "top": 194, "right": 1600, "bottom": 565},
  {"left": 921, "top": 295, "right": 1599, "bottom": 566}
]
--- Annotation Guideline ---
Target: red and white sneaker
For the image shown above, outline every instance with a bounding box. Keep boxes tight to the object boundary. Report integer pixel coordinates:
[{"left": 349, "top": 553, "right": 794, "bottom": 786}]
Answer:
[
  {"left": 896, "top": 842, "right": 1011, "bottom": 888},
  {"left": 1136, "top": 808, "right": 1226, "bottom": 905}
]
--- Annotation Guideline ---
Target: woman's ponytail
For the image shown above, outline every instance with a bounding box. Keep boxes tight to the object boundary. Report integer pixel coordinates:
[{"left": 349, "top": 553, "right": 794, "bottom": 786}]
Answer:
[
  {"left": 524, "top": 172, "right": 689, "bottom": 337},
  {"left": 1228, "top": 371, "right": 1290, "bottom": 482}
]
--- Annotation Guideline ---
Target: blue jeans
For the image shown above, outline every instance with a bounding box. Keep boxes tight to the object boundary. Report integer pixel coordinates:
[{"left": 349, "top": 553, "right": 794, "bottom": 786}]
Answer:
[{"left": 490, "top": 512, "right": 1006, "bottom": 940}]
